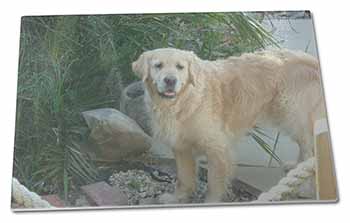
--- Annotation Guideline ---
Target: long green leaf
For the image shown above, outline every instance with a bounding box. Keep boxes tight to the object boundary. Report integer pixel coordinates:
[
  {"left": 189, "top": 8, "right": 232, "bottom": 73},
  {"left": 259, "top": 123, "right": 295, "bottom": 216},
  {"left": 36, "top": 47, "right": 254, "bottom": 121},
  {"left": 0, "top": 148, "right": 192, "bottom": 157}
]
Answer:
[{"left": 249, "top": 132, "right": 282, "bottom": 165}]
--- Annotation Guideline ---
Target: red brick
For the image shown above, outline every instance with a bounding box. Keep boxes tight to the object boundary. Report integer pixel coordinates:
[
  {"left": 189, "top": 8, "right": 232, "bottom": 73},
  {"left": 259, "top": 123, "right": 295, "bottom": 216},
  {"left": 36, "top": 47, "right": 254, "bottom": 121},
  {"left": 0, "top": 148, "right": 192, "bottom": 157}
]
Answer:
[
  {"left": 81, "top": 181, "right": 128, "bottom": 206},
  {"left": 41, "top": 194, "right": 65, "bottom": 207}
]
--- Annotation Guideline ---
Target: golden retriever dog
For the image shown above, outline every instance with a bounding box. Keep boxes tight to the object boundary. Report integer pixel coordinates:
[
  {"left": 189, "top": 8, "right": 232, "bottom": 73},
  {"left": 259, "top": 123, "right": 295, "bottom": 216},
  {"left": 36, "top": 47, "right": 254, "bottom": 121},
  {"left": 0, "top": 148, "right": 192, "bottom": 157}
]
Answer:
[{"left": 132, "top": 48, "right": 326, "bottom": 203}]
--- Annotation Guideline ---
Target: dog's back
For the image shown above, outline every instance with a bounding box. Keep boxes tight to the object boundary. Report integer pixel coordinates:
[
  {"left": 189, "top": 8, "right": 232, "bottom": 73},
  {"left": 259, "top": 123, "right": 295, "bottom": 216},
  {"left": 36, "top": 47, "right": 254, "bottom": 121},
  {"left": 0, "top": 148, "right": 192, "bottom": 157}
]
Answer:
[
  {"left": 258, "top": 50, "right": 325, "bottom": 160},
  {"left": 207, "top": 49, "right": 325, "bottom": 160}
]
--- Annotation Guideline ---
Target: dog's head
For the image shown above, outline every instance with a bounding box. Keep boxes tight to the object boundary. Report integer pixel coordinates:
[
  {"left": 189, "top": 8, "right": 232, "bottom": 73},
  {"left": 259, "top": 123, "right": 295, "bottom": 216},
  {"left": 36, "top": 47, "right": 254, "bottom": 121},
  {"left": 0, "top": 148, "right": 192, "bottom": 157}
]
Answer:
[{"left": 132, "top": 48, "right": 199, "bottom": 100}]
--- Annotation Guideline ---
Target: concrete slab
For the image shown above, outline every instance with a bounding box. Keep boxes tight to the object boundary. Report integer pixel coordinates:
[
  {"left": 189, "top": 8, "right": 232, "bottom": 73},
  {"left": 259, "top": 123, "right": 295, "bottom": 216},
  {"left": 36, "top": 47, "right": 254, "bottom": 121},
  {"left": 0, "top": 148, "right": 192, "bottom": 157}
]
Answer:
[{"left": 236, "top": 166, "right": 285, "bottom": 192}]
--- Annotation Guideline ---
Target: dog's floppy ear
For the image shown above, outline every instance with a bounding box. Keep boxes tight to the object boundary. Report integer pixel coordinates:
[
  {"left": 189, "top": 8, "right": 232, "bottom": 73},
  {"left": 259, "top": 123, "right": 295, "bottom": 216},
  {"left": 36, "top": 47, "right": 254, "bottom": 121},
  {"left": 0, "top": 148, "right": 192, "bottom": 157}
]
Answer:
[
  {"left": 132, "top": 52, "right": 149, "bottom": 82},
  {"left": 188, "top": 51, "right": 201, "bottom": 87}
]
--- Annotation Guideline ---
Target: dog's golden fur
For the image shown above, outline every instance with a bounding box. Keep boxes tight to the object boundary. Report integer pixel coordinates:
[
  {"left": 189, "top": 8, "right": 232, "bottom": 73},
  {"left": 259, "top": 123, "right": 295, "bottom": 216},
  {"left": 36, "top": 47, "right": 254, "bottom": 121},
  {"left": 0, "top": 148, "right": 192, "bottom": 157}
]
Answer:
[{"left": 132, "top": 48, "right": 326, "bottom": 203}]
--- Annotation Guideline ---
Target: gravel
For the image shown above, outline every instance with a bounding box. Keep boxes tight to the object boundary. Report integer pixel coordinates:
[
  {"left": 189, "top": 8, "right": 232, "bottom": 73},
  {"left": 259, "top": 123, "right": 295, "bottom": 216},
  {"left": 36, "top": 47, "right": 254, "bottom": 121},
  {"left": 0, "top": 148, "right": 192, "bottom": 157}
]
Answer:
[
  {"left": 109, "top": 169, "right": 175, "bottom": 205},
  {"left": 108, "top": 167, "right": 258, "bottom": 205}
]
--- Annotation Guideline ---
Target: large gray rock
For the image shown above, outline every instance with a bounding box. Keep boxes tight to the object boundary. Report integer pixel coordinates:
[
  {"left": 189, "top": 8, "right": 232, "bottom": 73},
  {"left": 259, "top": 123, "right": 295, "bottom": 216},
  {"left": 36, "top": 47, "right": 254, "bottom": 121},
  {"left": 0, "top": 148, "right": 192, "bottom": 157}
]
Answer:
[
  {"left": 120, "top": 81, "right": 152, "bottom": 136},
  {"left": 82, "top": 108, "right": 151, "bottom": 161},
  {"left": 120, "top": 82, "right": 174, "bottom": 159}
]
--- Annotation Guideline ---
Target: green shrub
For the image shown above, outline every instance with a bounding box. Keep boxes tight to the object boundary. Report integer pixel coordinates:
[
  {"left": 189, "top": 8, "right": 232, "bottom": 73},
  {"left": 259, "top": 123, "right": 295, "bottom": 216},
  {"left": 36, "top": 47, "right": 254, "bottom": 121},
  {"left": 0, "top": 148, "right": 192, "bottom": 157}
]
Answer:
[{"left": 13, "top": 12, "right": 277, "bottom": 200}]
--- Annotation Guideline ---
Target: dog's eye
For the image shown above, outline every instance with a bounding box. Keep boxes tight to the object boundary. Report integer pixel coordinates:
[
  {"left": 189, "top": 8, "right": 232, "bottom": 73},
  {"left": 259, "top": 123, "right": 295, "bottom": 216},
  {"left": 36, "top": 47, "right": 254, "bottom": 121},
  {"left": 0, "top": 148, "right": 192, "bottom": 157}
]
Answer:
[
  {"left": 176, "top": 64, "right": 184, "bottom": 70},
  {"left": 154, "top": 62, "right": 163, "bottom": 69}
]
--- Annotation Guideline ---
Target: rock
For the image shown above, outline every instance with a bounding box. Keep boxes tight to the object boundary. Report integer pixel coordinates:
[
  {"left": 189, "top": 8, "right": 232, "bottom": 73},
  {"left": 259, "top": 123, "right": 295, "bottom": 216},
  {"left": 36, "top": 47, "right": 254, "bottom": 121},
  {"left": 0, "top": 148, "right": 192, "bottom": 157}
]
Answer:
[
  {"left": 120, "top": 81, "right": 175, "bottom": 159},
  {"left": 81, "top": 181, "right": 128, "bottom": 206},
  {"left": 82, "top": 108, "right": 152, "bottom": 161},
  {"left": 149, "top": 140, "right": 174, "bottom": 159},
  {"left": 139, "top": 192, "right": 147, "bottom": 198},
  {"left": 120, "top": 81, "right": 152, "bottom": 135},
  {"left": 74, "top": 195, "right": 91, "bottom": 207},
  {"left": 149, "top": 158, "right": 177, "bottom": 177}
]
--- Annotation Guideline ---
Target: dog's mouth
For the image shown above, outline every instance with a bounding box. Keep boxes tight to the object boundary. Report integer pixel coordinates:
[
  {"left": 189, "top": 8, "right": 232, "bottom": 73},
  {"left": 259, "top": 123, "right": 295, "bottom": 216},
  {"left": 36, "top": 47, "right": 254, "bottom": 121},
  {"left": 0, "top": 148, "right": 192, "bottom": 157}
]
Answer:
[{"left": 159, "top": 90, "right": 176, "bottom": 99}]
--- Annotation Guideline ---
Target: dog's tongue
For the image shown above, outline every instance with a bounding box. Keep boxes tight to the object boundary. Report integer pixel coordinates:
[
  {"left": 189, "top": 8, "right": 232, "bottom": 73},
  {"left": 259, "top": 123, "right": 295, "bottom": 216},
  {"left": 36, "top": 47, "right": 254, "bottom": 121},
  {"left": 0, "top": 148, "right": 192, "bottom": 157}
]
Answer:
[{"left": 164, "top": 91, "right": 175, "bottom": 97}]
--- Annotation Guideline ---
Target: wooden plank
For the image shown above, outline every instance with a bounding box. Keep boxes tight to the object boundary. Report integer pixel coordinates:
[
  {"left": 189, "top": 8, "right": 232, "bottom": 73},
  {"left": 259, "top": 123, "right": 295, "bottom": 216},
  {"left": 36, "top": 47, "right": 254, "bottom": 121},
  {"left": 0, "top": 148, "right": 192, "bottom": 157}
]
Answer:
[{"left": 314, "top": 119, "right": 338, "bottom": 201}]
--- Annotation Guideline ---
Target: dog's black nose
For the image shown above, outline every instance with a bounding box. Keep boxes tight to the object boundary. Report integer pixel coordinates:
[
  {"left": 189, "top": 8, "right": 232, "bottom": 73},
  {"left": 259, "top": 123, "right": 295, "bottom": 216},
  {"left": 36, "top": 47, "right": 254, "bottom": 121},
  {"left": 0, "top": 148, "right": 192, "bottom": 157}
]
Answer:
[{"left": 164, "top": 76, "right": 177, "bottom": 87}]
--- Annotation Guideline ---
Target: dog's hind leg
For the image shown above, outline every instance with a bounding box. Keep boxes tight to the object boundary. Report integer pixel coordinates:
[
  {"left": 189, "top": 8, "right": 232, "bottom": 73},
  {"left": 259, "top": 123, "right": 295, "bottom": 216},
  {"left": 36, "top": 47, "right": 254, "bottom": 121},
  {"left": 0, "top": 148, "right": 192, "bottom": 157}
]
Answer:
[
  {"left": 295, "top": 130, "right": 314, "bottom": 162},
  {"left": 291, "top": 99, "right": 325, "bottom": 163},
  {"left": 280, "top": 113, "right": 315, "bottom": 171}
]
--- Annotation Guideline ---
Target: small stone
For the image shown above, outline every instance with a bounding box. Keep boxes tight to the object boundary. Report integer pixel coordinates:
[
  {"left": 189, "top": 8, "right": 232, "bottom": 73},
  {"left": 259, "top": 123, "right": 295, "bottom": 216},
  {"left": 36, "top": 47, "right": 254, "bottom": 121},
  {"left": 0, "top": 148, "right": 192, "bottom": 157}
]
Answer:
[
  {"left": 139, "top": 187, "right": 145, "bottom": 192},
  {"left": 139, "top": 197, "right": 158, "bottom": 205},
  {"left": 75, "top": 195, "right": 90, "bottom": 207},
  {"left": 139, "top": 192, "right": 147, "bottom": 198}
]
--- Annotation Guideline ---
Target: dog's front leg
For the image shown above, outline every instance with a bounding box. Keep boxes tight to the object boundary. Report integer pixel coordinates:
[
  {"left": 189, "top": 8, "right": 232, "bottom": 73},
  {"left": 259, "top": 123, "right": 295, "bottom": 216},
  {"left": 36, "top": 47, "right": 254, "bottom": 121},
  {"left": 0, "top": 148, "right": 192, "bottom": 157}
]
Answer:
[
  {"left": 173, "top": 148, "right": 196, "bottom": 203},
  {"left": 205, "top": 146, "right": 233, "bottom": 203},
  {"left": 158, "top": 144, "right": 196, "bottom": 204}
]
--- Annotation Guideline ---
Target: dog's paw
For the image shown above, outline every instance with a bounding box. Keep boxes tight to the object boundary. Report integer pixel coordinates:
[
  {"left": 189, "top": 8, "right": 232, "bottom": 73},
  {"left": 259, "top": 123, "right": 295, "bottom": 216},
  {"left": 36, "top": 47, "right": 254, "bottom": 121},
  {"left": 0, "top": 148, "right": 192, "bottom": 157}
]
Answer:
[{"left": 158, "top": 193, "right": 179, "bottom": 204}]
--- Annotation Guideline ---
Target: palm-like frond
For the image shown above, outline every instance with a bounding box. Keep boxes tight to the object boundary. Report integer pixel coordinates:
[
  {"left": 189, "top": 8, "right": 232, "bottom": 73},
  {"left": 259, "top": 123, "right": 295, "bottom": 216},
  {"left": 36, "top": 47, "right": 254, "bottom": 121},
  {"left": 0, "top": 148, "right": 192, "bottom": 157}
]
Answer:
[{"left": 14, "top": 13, "right": 279, "bottom": 198}]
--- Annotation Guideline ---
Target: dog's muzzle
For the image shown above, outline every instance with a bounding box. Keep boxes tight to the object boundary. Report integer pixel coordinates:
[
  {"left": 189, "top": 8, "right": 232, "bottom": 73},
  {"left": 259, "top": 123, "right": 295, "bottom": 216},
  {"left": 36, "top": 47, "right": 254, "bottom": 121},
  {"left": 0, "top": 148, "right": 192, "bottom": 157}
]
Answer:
[{"left": 159, "top": 75, "right": 177, "bottom": 99}]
